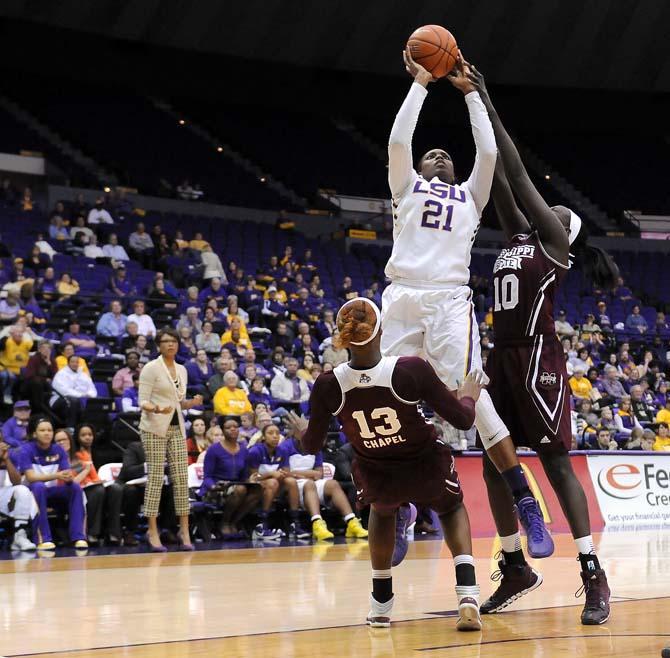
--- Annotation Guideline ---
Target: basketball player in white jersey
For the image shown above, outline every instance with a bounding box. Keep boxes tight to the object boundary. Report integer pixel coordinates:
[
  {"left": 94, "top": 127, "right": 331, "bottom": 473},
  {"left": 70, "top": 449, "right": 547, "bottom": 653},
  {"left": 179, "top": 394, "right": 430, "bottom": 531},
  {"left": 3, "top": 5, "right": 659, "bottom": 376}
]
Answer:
[{"left": 381, "top": 49, "right": 552, "bottom": 556}]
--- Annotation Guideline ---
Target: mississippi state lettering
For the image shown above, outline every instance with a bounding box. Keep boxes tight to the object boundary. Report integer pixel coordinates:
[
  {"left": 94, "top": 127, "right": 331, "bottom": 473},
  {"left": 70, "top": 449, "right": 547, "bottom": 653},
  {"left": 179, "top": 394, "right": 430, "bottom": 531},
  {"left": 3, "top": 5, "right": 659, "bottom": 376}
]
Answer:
[{"left": 493, "top": 245, "right": 536, "bottom": 273}]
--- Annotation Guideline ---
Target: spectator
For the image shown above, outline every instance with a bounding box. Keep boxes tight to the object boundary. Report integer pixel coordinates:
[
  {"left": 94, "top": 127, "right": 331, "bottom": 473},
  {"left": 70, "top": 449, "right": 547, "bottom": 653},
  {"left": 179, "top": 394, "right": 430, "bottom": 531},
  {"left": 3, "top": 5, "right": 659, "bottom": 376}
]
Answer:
[
  {"left": 247, "top": 423, "right": 307, "bottom": 540},
  {"left": 270, "top": 357, "right": 310, "bottom": 406},
  {"left": 247, "top": 377, "right": 273, "bottom": 409},
  {"left": 0, "top": 439, "right": 37, "bottom": 550},
  {"left": 602, "top": 365, "right": 627, "bottom": 400},
  {"left": 195, "top": 321, "right": 220, "bottom": 353},
  {"left": 581, "top": 313, "right": 601, "bottom": 334},
  {"left": 48, "top": 216, "right": 69, "bottom": 241},
  {"left": 261, "top": 286, "right": 288, "bottom": 331},
  {"left": 198, "top": 277, "right": 226, "bottom": 306},
  {"left": 128, "top": 222, "right": 154, "bottom": 268},
  {"left": 213, "top": 371, "right": 253, "bottom": 417},
  {"left": 176, "top": 307, "right": 202, "bottom": 335},
  {"left": 0, "top": 325, "right": 33, "bottom": 404},
  {"left": 594, "top": 427, "right": 619, "bottom": 451},
  {"left": 69, "top": 215, "right": 94, "bottom": 243},
  {"left": 655, "top": 312, "right": 668, "bottom": 334},
  {"left": 25, "top": 245, "right": 51, "bottom": 276},
  {"left": 615, "top": 397, "right": 643, "bottom": 437},
  {"left": 322, "top": 335, "right": 349, "bottom": 368},
  {"left": 653, "top": 423, "right": 670, "bottom": 451},
  {"left": 656, "top": 397, "right": 670, "bottom": 424},
  {"left": 87, "top": 197, "right": 114, "bottom": 224},
  {"left": 197, "top": 420, "right": 263, "bottom": 539},
  {"left": 186, "top": 417, "right": 209, "bottom": 465},
  {"left": 2, "top": 400, "right": 31, "bottom": 448},
  {"left": 625, "top": 305, "right": 648, "bottom": 335},
  {"left": 20, "top": 340, "right": 56, "bottom": 412},
  {"left": 268, "top": 321, "right": 293, "bottom": 353},
  {"left": 568, "top": 365, "right": 592, "bottom": 399},
  {"left": 51, "top": 354, "right": 98, "bottom": 427},
  {"left": 201, "top": 245, "right": 225, "bottom": 281},
  {"left": 238, "top": 411, "right": 258, "bottom": 443},
  {"left": 207, "top": 357, "right": 234, "bottom": 397},
  {"left": 185, "top": 349, "right": 214, "bottom": 396},
  {"left": 146, "top": 277, "right": 178, "bottom": 310},
  {"left": 109, "top": 265, "right": 135, "bottom": 298},
  {"left": 36, "top": 266, "right": 58, "bottom": 299},
  {"left": 598, "top": 406, "right": 618, "bottom": 435},
  {"left": 554, "top": 310, "right": 575, "bottom": 337},
  {"left": 226, "top": 295, "right": 249, "bottom": 327},
  {"left": 177, "top": 326, "right": 197, "bottom": 362},
  {"left": 57, "top": 272, "right": 80, "bottom": 298},
  {"left": 55, "top": 343, "right": 90, "bottom": 375},
  {"left": 315, "top": 308, "right": 337, "bottom": 343},
  {"left": 59, "top": 321, "right": 94, "bottom": 361},
  {"left": 127, "top": 300, "right": 157, "bottom": 339},
  {"left": 82, "top": 233, "right": 104, "bottom": 259},
  {"left": 238, "top": 348, "right": 269, "bottom": 380},
  {"left": 103, "top": 233, "right": 130, "bottom": 261},
  {"left": 112, "top": 352, "right": 143, "bottom": 396},
  {"left": 630, "top": 384, "right": 656, "bottom": 424},
  {"left": 121, "top": 373, "right": 141, "bottom": 412},
  {"left": 596, "top": 301, "right": 613, "bottom": 333},
  {"left": 13, "top": 417, "right": 87, "bottom": 550},
  {"left": 0, "top": 291, "right": 21, "bottom": 320},
  {"left": 97, "top": 300, "right": 128, "bottom": 338}
]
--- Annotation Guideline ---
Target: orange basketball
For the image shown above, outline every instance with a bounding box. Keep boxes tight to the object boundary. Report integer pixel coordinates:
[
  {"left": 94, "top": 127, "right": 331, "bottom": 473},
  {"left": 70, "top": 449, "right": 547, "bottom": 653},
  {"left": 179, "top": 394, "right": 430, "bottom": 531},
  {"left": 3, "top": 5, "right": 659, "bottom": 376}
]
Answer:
[{"left": 406, "top": 25, "right": 459, "bottom": 79}]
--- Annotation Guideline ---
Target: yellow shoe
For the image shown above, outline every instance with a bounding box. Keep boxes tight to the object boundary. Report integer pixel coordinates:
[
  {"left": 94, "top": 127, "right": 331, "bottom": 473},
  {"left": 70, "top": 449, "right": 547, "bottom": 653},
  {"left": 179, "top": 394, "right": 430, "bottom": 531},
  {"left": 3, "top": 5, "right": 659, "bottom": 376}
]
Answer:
[
  {"left": 74, "top": 540, "right": 89, "bottom": 549},
  {"left": 345, "top": 517, "right": 368, "bottom": 539},
  {"left": 312, "top": 518, "right": 334, "bottom": 541},
  {"left": 37, "top": 541, "right": 56, "bottom": 550}
]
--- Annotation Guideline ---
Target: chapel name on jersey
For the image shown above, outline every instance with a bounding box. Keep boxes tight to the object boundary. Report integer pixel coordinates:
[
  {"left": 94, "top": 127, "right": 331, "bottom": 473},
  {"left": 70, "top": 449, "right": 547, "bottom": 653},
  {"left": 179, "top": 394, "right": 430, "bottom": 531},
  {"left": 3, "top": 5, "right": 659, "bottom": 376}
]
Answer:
[
  {"left": 493, "top": 244, "right": 536, "bottom": 273},
  {"left": 363, "top": 434, "right": 407, "bottom": 450}
]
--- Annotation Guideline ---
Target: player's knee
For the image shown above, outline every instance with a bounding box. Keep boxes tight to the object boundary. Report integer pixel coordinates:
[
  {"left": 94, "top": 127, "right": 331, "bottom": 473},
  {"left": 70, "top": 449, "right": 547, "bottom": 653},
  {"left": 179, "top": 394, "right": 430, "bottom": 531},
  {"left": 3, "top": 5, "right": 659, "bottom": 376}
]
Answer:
[{"left": 303, "top": 480, "right": 316, "bottom": 492}]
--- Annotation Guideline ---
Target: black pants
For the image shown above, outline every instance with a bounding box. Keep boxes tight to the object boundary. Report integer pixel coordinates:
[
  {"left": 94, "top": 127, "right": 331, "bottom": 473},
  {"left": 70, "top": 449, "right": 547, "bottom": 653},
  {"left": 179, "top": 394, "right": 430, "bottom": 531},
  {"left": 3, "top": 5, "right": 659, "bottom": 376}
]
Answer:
[
  {"left": 52, "top": 397, "right": 83, "bottom": 428},
  {"left": 20, "top": 379, "right": 51, "bottom": 413},
  {"left": 85, "top": 483, "right": 124, "bottom": 539},
  {"left": 116, "top": 482, "right": 177, "bottom": 533}
]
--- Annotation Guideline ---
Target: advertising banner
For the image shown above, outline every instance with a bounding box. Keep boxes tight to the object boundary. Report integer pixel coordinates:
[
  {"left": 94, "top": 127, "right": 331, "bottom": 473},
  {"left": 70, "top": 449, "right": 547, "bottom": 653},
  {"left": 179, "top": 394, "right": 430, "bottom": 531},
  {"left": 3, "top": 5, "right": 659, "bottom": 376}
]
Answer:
[{"left": 586, "top": 453, "right": 670, "bottom": 527}]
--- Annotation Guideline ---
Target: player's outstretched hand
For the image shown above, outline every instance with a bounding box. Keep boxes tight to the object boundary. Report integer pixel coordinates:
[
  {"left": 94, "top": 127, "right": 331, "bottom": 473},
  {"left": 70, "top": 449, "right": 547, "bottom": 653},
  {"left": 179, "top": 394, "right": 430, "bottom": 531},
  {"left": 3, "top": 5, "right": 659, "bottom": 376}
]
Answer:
[
  {"left": 403, "top": 47, "right": 435, "bottom": 87},
  {"left": 465, "top": 61, "right": 488, "bottom": 98},
  {"left": 446, "top": 52, "right": 476, "bottom": 95},
  {"left": 285, "top": 411, "right": 308, "bottom": 439},
  {"left": 457, "top": 369, "right": 489, "bottom": 402}
]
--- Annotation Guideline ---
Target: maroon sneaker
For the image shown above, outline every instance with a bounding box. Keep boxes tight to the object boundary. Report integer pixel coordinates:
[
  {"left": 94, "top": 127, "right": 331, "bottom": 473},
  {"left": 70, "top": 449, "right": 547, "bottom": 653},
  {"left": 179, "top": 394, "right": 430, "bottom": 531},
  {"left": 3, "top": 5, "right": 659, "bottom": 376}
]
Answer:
[
  {"left": 480, "top": 559, "right": 543, "bottom": 614},
  {"left": 578, "top": 569, "right": 610, "bottom": 625}
]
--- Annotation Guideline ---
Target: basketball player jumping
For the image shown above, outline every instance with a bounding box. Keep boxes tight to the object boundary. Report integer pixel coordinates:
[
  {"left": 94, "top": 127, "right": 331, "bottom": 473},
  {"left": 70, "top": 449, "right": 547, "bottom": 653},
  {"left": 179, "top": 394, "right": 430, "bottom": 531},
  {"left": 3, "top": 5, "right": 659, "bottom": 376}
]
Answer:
[
  {"left": 382, "top": 48, "right": 553, "bottom": 558},
  {"left": 466, "top": 63, "right": 616, "bottom": 625},
  {"left": 287, "top": 297, "right": 486, "bottom": 631}
]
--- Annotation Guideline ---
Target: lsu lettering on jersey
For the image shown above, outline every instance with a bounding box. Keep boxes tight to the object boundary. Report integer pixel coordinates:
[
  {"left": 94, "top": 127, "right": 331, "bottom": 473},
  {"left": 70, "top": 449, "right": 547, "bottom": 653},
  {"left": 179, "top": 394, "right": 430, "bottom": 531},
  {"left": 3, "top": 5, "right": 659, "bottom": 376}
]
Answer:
[{"left": 384, "top": 83, "right": 496, "bottom": 287}]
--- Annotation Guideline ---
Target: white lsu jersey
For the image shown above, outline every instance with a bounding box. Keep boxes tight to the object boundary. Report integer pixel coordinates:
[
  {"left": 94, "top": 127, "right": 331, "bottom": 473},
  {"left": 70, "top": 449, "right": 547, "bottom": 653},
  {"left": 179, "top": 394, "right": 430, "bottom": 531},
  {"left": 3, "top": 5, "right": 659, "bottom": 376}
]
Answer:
[
  {"left": 384, "top": 83, "right": 496, "bottom": 288},
  {"left": 385, "top": 170, "right": 481, "bottom": 287}
]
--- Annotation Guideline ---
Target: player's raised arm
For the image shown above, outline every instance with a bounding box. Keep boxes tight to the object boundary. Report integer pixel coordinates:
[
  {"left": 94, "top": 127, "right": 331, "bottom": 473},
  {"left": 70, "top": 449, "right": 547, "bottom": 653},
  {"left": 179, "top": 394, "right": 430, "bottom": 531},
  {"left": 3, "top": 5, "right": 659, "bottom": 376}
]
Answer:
[
  {"left": 388, "top": 49, "right": 433, "bottom": 199},
  {"left": 467, "top": 64, "right": 568, "bottom": 263},
  {"left": 491, "top": 157, "right": 531, "bottom": 239},
  {"left": 447, "top": 56, "right": 497, "bottom": 215}
]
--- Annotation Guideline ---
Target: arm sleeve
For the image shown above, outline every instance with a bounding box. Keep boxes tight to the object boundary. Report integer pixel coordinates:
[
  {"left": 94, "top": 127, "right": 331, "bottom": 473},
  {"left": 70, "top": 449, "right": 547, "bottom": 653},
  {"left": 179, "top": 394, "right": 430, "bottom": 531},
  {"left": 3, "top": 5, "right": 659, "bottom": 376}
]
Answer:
[
  {"left": 388, "top": 82, "right": 427, "bottom": 199},
  {"left": 138, "top": 365, "right": 155, "bottom": 407},
  {"left": 462, "top": 92, "right": 497, "bottom": 215},
  {"left": 393, "top": 358, "right": 475, "bottom": 430},
  {"left": 301, "top": 373, "right": 341, "bottom": 454}
]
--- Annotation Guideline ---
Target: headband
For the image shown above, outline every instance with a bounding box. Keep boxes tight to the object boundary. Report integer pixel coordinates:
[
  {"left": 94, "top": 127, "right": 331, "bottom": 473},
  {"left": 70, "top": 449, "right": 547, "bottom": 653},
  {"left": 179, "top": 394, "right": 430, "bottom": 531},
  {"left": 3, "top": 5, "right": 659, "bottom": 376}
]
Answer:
[
  {"left": 568, "top": 209, "right": 582, "bottom": 246},
  {"left": 338, "top": 297, "right": 381, "bottom": 346}
]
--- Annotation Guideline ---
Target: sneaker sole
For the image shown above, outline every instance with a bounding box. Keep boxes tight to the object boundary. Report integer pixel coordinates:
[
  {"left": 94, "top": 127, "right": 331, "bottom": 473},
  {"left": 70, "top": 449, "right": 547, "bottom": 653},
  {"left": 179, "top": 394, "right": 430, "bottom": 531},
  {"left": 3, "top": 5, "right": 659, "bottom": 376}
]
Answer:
[
  {"left": 456, "top": 603, "right": 482, "bottom": 631},
  {"left": 481, "top": 569, "right": 544, "bottom": 614},
  {"left": 366, "top": 617, "right": 391, "bottom": 628}
]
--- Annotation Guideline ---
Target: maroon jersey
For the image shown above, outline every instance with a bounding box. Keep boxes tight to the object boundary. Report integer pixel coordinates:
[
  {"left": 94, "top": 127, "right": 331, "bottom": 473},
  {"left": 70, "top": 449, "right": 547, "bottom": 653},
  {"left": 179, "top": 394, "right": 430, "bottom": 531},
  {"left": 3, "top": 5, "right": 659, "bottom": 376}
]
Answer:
[
  {"left": 491, "top": 232, "right": 567, "bottom": 343},
  {"left": 301, "top": 356, "right": 475, "bottom": 460}
]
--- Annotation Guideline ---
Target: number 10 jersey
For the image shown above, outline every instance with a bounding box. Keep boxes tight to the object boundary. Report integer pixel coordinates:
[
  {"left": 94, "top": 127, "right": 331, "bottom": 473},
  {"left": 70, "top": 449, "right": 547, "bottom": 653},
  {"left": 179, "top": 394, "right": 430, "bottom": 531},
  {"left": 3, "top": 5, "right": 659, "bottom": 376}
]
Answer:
[{"left": 491, "top": 232, "right": 567, "bottom": 344}]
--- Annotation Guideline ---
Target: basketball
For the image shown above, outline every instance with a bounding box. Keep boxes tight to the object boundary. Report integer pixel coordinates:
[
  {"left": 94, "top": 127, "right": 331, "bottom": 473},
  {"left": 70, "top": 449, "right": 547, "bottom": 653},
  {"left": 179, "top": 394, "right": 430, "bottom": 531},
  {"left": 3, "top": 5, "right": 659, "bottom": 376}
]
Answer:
[{"left": 406, "top": 25, "right": 459, "bottom": 79}]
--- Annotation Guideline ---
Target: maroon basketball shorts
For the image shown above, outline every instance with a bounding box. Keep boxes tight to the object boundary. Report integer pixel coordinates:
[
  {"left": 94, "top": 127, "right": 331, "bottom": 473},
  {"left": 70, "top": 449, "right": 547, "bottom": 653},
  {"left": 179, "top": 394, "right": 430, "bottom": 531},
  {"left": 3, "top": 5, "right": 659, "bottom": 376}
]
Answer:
[
  {"left": 486, "top": 334, "right": 571, "bottom": 454},
  {"left": 351, "top": 440, "right": 464, "bottom": 515}
]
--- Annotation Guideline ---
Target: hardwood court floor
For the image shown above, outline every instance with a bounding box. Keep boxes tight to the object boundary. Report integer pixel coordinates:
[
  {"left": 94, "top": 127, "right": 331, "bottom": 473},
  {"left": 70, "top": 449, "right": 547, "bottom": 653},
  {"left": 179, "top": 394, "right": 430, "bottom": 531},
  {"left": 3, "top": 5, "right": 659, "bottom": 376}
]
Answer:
[{"left": 1, "top": 530, "right": 669, "bottom": 657}]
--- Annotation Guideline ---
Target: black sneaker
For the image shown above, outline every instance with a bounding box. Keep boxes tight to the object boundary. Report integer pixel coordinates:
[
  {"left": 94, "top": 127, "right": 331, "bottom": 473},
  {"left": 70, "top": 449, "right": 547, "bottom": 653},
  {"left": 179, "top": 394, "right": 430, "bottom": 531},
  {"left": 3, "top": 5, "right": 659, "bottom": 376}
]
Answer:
[
  {"left": 289, "top": 522, "right": 311, "bottom": 540},
  {"left": 577, "top": 569, "right": 610, "bottom": 625},
  {"left": 480, "top": 558, "right": 543, "bottom": 614}
]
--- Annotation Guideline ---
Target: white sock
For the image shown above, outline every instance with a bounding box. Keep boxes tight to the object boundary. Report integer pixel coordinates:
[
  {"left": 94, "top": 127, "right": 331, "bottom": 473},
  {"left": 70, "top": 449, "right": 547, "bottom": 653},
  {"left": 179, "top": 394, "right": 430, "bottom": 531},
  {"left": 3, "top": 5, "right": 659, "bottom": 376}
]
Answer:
[
  {"left": 311, "top": 514, "right": 322, "bottom": 522},
  {"left": 372, "top": 568, "right": 392, "bottom": 579},
  {"left": 453, "top": 554, "right": 475, "bottom": 567},
  {"left": 343, "top": 513, "right": 355, "bottom": 523},
  {"left": 575, "top": 535, "right": 596, "bottom": 555},
  {"left": 500, "top": 532, "right": 522, "bottom": 553}
]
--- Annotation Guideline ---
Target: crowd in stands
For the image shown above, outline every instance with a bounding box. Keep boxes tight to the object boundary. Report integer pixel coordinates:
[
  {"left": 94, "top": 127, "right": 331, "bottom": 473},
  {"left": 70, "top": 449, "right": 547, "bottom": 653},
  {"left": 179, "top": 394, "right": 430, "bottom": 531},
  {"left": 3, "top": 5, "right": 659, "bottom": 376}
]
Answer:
[{"left": 0, "top": 189, "right": 668, "bottom": 554}]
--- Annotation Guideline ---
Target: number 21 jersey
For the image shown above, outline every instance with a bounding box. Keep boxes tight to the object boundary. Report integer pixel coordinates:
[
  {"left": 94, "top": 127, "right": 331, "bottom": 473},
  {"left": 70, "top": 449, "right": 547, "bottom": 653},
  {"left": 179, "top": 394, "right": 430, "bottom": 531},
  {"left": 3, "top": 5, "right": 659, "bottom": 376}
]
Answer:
[
  {"left": 492, "top": 232, "right": 567, "bottom": 343},
  {"left": 385, "top": 171, "right": 481, "bottom": 287}
]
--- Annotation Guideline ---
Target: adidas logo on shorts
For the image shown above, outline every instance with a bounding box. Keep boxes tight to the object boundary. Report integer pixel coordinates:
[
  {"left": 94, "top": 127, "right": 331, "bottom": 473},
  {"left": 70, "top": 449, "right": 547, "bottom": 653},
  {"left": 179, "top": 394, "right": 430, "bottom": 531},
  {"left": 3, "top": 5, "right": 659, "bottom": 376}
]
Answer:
[{"left": 540, "top": 436, "right": 551, "bottom": 444}]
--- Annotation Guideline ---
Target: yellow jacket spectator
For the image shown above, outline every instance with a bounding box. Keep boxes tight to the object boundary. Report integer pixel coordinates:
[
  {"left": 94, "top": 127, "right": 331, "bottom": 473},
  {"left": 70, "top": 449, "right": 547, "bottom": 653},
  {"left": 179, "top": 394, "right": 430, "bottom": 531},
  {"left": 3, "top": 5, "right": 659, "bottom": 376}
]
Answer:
[
  {"left": 55, "top": 343, "right": 90, "bottom": 376},
  {"left": 0, "top": 326, "right": 33, "bottom": 374},
  {"left": 655, "top": 402, "right": 670, "bottom": 425},
  {"left": 653, "top": 423, "right": 670, "bottom": 452},
  {"left": 57, "top": 273, "right": 80, "bottom": 297},
  {"left": 569, "top": 368, "right": 592, "bottom": 399},
  {"left": 213, "top": 371, "right": 252, "bottom": 416},
  {"left": 221, "top": 318, "right": 250, "bottom": 344}
]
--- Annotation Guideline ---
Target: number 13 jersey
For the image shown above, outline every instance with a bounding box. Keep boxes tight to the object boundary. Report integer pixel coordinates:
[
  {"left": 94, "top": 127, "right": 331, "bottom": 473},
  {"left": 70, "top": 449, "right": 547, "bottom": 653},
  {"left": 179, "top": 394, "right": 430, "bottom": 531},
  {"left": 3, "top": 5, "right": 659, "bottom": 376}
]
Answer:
[{"left": 492, "top": 232, "right": 567, "bottom": 344}]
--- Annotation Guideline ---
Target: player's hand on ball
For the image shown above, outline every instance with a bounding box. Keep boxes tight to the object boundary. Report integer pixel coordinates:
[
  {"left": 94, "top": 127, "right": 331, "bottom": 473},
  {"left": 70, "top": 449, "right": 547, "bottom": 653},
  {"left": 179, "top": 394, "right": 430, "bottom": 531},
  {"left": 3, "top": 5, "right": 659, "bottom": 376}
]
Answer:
[
  {"left": 446, "top": 52, "right": 476, "bottom": 95},
  {"left": 286, "top": 411, "right": 308, "bottom": 438},
  {"left": 457, "top": 369, "right": 488, "bottom": 401},
  {"left": 403, "top": 47, "right": 435, "bottom": 87}
]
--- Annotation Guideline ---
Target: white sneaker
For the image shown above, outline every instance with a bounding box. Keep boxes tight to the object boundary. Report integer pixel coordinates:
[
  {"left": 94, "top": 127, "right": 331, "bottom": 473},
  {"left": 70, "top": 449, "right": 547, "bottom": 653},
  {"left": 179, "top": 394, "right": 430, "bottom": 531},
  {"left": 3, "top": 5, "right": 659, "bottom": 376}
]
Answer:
[
  {"left": 366, "top": 594, "right": 394, "bottom": 628},
  {"left": 11, "top": 528, "right": 37, "bottom": 552},
  {"left": 455, "top": 585, "right": 482, "bottom": 631}
]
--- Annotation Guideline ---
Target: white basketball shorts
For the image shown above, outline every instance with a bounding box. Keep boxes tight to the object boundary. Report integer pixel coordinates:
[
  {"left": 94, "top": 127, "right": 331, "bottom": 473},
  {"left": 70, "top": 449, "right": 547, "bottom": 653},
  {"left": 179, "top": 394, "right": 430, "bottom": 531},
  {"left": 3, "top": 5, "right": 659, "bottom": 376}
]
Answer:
[
  {"left": 381, "top": 282, "right": 508, "bottom": 447},
  {"left": 297, "top": 478, "right": 327, "bottom": 508}
]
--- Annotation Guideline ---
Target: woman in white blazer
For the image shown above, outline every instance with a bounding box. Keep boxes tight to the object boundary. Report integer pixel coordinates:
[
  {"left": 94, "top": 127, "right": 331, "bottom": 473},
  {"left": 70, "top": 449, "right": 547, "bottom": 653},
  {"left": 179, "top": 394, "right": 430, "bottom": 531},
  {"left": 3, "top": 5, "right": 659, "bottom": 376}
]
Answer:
[{"left": 139, "top": 327, "right": 203, "bottom": 551}]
